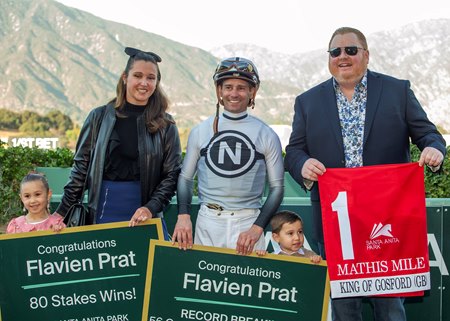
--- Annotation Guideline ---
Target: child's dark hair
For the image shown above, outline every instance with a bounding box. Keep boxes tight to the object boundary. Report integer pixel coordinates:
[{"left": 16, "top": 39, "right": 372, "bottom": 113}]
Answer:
[
  {"left": 270, "top": 210, "right": 303, "bottom": 234},
  {"left": 20, "top": 172, "right": 50, "bottom": 192}
]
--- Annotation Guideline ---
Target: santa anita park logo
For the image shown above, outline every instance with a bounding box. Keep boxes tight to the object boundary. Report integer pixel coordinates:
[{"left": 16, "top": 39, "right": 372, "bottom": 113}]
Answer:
[{"left": 366, "top": 223, "right": 400, "bottom": 250}]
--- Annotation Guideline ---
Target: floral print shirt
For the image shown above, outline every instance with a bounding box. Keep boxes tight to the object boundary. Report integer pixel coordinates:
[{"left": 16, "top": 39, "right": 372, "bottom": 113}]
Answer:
[
  {"left": 6, "top": 214, "right": 65, "bottom": 234},
  {"left": 333, "top": 72, "right": 368, "bottom": 168}
]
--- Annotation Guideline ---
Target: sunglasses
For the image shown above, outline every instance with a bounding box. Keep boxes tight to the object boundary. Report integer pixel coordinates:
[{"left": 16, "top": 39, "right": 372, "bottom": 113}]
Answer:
[
  {"left": 328, "top": 46, "right": 365, "bottom": 58},
  {"left": 124, "top": 47, "right": 162, "bottom": 63},
  {"left": 216, "top": 59, "right": 255, "bottom": 74}
]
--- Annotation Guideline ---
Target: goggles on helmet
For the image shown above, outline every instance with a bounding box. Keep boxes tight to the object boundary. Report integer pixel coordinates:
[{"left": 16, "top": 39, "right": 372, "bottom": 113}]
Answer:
[{"left": 213, "top": 57, "right": 260, "bottom": 86}]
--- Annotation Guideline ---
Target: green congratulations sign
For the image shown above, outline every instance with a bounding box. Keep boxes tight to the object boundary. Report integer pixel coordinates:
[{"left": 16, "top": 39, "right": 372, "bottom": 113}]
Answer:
[
  {"left": 0, "top": 220, "right": 163, "bottom": 321},
  {"left": 144, "top": 240, "right": 330, "bottom": 321}
]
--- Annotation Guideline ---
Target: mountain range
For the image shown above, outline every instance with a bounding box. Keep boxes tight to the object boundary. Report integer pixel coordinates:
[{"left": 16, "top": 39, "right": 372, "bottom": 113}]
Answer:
[{"left": 1, "top": 0, "right": 449, "bottom": 132}]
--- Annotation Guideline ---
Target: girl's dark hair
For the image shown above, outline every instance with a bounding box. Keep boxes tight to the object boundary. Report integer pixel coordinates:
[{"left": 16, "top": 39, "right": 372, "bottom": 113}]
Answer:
[
  {"left": 111, "top": 48, "right": 174, "bottom": 134},
  {"left": 20, "top": 172, "right": 50, "bottom": 193}
]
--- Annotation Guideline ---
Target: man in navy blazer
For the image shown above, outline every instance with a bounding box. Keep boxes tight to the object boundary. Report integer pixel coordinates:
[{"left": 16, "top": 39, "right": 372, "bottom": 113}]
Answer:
[{"left": 285, "top": 27, "right": 446, "bottom": 321}]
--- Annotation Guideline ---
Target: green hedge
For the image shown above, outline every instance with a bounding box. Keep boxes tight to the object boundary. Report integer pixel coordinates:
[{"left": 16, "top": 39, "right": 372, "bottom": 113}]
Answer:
[
  {"left": 411, "top": 145, "right": 450, "bottom": 198},
  {"left": 0, "top": 144, "right": 448, "bottom": 225}
]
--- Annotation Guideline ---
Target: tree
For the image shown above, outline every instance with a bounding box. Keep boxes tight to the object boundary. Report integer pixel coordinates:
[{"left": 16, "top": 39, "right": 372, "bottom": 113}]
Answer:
[
  {"left": 46, "top": 110, "right": 74, "bottom": 134},
  {"left": 0, "top": 109, "right": 21, "bottom": 130},
  {"left": 19, "top": 114, "right": 50, "bottom": 135}
]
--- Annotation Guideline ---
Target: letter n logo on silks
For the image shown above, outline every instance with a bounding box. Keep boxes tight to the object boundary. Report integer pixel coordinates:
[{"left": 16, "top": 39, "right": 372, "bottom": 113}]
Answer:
[
  {"left": 318, "top": 163, "right": 430, "bottom": 298},
  {"left": 202, "top": 130, "right": 263, "bottom": 178}
]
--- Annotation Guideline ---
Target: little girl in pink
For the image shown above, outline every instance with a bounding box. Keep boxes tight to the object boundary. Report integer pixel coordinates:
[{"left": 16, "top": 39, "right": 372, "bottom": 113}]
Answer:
[{"left": 6, "top": 173, "right": 65, "bottom": 233}]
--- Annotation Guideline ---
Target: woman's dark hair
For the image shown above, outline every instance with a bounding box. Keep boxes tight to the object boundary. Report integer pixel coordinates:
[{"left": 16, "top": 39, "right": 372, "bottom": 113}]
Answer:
[{"left": 111, "top": 48, "right": 174, "bottom": 133}]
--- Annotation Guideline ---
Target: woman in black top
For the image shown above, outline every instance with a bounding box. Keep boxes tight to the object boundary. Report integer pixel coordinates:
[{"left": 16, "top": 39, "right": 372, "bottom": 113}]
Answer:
[{"left": 56, "top": 47, "right": 181, "bottom": 237}]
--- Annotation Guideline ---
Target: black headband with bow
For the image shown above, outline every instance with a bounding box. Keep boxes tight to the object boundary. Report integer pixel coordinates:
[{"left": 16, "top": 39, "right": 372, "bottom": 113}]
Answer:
[{"left": 124, "top": 47, "right": 162, "bottom": 63}]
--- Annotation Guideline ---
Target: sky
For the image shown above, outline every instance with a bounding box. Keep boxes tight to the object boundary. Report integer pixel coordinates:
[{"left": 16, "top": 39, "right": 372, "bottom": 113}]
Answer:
[{"left": 56, "top": 0, "right": 450, "bottom": 55}]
